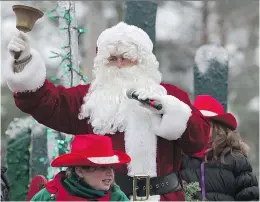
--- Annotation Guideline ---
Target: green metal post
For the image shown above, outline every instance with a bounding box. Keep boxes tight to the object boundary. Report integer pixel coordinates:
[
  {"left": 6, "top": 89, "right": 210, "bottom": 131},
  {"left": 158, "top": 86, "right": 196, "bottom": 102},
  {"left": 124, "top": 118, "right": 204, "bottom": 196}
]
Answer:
[
  {"left": 124, "top": 1, "right": 157, "bottom": 51},
  {"left": 194, "top": 44, "right": 229, "bottom": 111}
]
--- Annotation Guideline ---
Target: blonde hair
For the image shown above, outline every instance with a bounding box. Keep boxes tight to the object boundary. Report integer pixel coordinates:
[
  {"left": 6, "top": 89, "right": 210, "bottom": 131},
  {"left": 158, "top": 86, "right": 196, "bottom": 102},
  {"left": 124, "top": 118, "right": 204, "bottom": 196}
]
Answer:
[{"left": 204, "top": 121, "right": 250, "bottom": 164}]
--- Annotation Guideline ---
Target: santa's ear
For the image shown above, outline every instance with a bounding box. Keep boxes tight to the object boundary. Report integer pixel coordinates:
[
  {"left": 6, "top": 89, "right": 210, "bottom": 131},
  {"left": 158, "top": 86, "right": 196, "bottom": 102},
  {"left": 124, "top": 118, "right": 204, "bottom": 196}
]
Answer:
[{"left": 96, "top": 46, "right": 98, "bottom": 54}]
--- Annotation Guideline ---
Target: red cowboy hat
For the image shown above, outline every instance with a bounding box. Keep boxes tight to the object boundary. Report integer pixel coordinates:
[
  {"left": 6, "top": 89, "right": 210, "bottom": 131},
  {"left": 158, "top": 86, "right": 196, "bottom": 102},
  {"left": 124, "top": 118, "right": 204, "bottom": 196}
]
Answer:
[
  {"left": 193, "top": 95, "right": 237, "bottom": 130},
  {"left": 51, "top": 134, "right": 131, "bottom": 167}
]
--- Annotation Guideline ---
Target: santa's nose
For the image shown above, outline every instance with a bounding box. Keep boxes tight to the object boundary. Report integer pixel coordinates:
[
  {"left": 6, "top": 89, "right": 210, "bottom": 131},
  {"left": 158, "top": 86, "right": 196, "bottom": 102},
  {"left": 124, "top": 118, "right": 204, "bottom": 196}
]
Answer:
[
  {"left": 116, "top": 57, "right": 124, "bottom": 67},
  {"left": 116, "top": 57, "right": 123, "bottom": 67}
]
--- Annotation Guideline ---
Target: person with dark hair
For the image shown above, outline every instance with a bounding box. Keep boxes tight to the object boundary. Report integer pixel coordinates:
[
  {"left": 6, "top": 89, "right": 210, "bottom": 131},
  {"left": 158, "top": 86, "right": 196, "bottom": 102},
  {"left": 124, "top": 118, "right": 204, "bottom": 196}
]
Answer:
[
  {"left": 181, "top": 95, "right": 259, "bottom": 201},
  {"left": 1, "top": 166, "right": 10, "bottom": 201},
  {"left": 31, "top": 134, "right": 130, "bottom": 201}
]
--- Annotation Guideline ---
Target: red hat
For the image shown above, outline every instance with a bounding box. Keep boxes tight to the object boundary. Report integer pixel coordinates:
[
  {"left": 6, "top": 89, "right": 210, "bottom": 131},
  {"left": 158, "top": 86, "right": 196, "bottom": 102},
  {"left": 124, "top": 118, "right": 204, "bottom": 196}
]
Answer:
[
  {"left": 51, "top": 134, "right": 131, "bottom": 167},
  {"left": 193, "top": 95, "right": 237, "bottom": 130}
]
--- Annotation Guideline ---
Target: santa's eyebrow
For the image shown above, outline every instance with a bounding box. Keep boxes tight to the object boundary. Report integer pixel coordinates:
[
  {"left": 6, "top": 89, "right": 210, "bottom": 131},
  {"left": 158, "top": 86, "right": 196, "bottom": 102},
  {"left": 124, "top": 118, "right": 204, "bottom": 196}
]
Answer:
[{"left": 109, "top": 53, "right": 127, "bottom": 58}]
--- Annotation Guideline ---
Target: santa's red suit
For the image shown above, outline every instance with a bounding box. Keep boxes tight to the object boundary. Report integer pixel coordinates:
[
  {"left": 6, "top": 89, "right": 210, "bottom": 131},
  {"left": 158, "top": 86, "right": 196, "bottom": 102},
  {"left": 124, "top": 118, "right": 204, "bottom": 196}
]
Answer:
[{"left": 3, "top": 22, "right": 209, "bottom": 201}]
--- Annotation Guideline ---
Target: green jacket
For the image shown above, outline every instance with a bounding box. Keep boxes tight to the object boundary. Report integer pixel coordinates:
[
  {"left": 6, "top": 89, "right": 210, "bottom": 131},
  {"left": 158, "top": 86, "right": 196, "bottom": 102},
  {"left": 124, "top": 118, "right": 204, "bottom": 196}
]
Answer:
[{"left": 31, "top": 172, "right": 129, "bottom": 201}]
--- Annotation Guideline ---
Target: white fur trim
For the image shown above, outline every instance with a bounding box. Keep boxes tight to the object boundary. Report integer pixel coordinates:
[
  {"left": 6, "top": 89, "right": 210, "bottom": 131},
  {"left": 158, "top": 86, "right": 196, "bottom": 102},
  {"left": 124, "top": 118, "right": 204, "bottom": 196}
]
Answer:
[
  {"left": 124, "top": 102, "right": 161, "bottom": 201},
  {"left": 87, "top": 155, "right": 119, "bottom": 164},
  {"left": 153, "top": 95, "right": 192, "bottom": 141},
  {"left": 97, "top": 22, "right": 153, "bottom": 54},
  {"left": 2, "top": 49, "right": 46, "bottom": 92},
  {"left": 200, "top": 110, "right": 218, "bottom": 117}
]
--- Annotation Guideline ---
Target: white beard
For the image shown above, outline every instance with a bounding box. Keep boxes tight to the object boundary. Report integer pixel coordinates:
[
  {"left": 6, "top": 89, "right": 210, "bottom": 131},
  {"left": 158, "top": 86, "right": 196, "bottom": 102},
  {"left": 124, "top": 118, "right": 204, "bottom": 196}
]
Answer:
[
  {"left": 79, "top": 57, "right": 166, "bottom": 201},
  {"left": 80, "top": 60, "right": 166, "bottom": 136}
]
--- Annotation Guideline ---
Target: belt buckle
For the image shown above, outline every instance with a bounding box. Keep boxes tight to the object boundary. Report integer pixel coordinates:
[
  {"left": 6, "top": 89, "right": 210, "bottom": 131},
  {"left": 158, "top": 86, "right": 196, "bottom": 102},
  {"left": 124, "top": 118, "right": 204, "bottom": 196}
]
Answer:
[{"left": 133, "top": 175, "right": 150, "bottom": 201}]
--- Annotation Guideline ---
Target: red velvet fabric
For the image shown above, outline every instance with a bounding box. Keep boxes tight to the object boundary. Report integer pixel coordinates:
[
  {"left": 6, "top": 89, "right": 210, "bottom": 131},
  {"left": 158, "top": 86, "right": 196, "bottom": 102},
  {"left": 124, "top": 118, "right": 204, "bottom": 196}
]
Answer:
[{"left": 192, "top": 147, "right": 207, "bottom": 159}]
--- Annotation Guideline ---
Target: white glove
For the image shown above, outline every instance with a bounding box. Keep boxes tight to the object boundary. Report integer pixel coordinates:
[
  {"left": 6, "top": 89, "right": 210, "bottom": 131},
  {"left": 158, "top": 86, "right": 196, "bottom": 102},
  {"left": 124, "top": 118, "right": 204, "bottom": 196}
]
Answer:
[
  {"left": 135, "top": 89, "right": 165, "bottom": 114},
  {"left": 8, "top": 31, "right": 31, "bottom": 61},
  {"left": 137, "top": 89, "right": 190, "bottom": 115},
  {"left": 136, "top": 89, "right": 192, "bottom": 140}
]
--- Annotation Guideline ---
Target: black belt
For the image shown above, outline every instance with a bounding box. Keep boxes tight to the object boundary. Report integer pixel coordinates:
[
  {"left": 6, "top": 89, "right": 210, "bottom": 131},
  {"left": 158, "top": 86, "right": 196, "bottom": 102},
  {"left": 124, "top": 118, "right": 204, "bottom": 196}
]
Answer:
[{"left": 115, "top": 172, "right": 182, "bottom": 198}]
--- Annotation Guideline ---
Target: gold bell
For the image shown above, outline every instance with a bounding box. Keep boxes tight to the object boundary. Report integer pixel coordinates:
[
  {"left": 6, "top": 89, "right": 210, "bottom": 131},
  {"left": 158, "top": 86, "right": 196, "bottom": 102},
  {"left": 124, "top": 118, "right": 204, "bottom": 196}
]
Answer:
[{"left": 12, "top": 5, "right": 44, "bottom": 33}]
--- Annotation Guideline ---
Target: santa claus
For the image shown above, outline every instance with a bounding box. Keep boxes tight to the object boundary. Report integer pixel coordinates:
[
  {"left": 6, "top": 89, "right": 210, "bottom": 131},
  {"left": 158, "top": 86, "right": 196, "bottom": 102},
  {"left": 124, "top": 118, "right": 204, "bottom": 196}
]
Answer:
[{"left": 4, "top": 22, "right": 209, "bottom": 201}]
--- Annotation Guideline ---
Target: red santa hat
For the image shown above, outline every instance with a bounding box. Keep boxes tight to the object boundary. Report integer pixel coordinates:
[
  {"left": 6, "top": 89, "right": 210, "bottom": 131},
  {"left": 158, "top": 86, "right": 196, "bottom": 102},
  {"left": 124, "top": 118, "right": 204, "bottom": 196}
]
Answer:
[
  {"left": 51, "top": 134, "right": 131, "bottom": 167},
  {"left": 96, "top": 22, "right": 153, "bottom": 54},
  {"left": 193, "top": 95, "right": 237, "bottom": 130}
]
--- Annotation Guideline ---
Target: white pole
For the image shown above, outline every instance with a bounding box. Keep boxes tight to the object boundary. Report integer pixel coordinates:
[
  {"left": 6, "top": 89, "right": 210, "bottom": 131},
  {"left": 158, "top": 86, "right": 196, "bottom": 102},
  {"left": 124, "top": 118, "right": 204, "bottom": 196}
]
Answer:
[{"left": 57, "top": 1, "right": 80, "bottom": 87}]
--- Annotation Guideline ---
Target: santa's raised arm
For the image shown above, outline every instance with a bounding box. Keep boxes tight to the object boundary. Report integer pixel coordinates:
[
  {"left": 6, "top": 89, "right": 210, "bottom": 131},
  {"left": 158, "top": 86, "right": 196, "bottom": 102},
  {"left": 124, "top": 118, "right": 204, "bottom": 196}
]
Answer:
[{"left": 3, "top": 22, "right": 209, "bottom": 201}]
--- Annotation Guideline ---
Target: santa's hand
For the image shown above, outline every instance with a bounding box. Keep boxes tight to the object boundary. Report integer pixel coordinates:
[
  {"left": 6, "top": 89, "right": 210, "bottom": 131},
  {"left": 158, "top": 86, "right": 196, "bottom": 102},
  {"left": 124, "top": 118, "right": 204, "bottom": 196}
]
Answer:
[
  {"left": 136, "top": 90, "right": 183, "bottom": 115},
  {"left": 4, "top": 31, "right": 46, "bottom": 93},
  {"left": 151, "top": 95, "right": 192, "bottom": 141},
  {"left": 8, "top": 31, "right": 31, "bottom": 61},
  {"left": 134, "top": 89, "right": 164, "bottom": 114}
]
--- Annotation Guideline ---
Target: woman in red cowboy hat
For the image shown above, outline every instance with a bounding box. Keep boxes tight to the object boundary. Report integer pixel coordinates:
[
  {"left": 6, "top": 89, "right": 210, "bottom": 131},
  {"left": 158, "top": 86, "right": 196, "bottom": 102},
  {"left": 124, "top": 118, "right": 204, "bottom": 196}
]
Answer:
[
  {"left": 31, "top": 134, "right": 131, "bottom": 201},
  {"left": 180, "top": 95, "right": 259, "bottom": 201}
]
